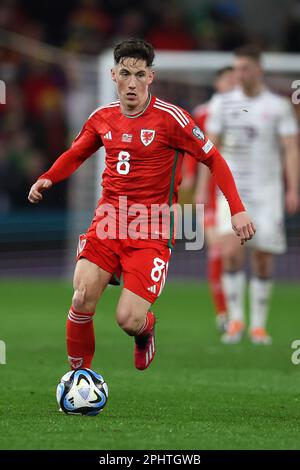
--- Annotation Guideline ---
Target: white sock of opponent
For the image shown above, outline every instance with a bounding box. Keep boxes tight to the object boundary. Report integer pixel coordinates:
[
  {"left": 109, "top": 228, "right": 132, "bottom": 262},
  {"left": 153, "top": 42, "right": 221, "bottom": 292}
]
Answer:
[
  {"left": 249, "top": 277, "right": 273, "bottom": 331},
  {"left": 222, "top": 271, "right": 246, "bottom": 324}
]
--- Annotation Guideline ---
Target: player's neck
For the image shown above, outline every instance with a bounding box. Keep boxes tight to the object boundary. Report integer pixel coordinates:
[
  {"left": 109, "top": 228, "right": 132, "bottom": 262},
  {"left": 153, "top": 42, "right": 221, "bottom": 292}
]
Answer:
[
  {"left": 121, "top": 93, "right": 151, "bottom": 117},
  {"left": 242, "top": 82, "right": 263, "bottom": 97}
]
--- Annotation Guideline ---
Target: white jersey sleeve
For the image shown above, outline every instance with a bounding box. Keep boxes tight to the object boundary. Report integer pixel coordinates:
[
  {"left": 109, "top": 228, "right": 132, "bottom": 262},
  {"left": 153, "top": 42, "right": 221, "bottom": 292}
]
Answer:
[
  {"left": 277, "top": 97, "right": 298, "bottom": 136},
  {"left": 205, "top": 93, "right": 224, "bottom": 135}
]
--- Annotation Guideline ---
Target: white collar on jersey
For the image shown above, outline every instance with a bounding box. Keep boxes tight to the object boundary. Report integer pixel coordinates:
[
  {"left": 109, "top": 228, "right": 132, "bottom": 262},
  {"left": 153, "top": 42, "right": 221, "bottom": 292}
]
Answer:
[{"left": 122, "top": 93, "right": 152, "bottom": 119}]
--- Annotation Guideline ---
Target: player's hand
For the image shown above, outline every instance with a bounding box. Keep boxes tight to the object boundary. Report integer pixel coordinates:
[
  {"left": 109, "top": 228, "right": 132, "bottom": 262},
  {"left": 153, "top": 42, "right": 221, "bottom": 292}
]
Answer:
[
  {"left": 231, "top": 211, "right": 256, "bottom": 245},
  {"left": 28, "top": 178, "right": 52, "bottom": 204},
  {"left": 285, "top": 189, "right": 299, "bottom": 215}
]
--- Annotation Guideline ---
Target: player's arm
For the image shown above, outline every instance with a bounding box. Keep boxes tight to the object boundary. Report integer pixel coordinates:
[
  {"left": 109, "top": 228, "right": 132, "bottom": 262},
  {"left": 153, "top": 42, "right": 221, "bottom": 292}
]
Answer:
[
  {"left": 194, "top": 133, "right": 221, "bottom": 204},
  {"left": 169, "top": 111, "right": 255, "bottom": 244},
  {"left": 203, "top": 150, "right": 256, "bottom": 244},
  {"left": 28, "top": 118, "right": 102, "bottom": 204},
  {"left": 281, "top": 134, "right": 299, "bottom": 214}
]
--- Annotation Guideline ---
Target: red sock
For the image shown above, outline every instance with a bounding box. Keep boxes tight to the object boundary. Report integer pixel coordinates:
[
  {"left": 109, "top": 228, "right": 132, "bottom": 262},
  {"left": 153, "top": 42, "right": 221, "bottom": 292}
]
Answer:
[
  {"left": 208, "top": 246, "right": 227, "bottom": 315},
  {"left": 136, "top": 311, "right": 155, "bottom": 337},
  {"left": 66, "top": 306, "right": 95, "bottom": 370}
]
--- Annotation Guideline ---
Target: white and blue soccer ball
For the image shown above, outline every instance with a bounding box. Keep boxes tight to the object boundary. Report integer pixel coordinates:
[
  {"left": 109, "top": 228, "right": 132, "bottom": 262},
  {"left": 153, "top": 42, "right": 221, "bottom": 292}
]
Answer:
[{"left": 56, "top": 368, "right": 108, "bottom": 416}]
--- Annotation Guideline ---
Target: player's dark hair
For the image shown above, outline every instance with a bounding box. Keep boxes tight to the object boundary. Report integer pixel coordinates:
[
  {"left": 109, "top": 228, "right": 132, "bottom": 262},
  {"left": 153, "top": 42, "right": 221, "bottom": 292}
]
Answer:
[
  {"left": 234, "top": 45, "right": 261, "bottom": 63},
  {"left": 114, "top": 38, "right": 155, "bottom": 67},
  {"left": 215, "top": 66, "right": 234, "bottom": 78}
]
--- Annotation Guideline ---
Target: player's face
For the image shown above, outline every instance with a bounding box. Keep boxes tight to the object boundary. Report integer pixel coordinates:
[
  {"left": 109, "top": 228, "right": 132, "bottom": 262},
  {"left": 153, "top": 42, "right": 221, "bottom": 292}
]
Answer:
[
  {"left": 111, "top": 58, "right": 154, "bottom": 112},
  {"left": 234, "top": 57, "right": 262, "bottom": 90},
  {"left": 215, "top": 70, "right": 237, "bottom": 93}
]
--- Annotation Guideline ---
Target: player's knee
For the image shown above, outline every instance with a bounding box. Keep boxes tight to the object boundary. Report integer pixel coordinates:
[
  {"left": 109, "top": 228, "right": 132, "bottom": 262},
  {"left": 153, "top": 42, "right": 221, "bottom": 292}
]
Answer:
[
  {"left": 253, "top": 253, "right": 273, "bottom": 278},
  {"left": 72, "top": 287, "right": 96, "bottom": 312},
  {"left": 116, "top": 307, "right": 141, "bottom": 336},
  {"left": 223, "top": 254, "right": 242, "bottom": 271},
  {"left": 222, "top": 243, "right": 236, "bottom": 259},
  {"left": 72, "top": 288, "right": 86, "bottom": 311},
  {"left": 255, "top": 260, "right": 267, "bottom": 277},
  {"left": 222, "top": 244, "right": 243, "bottom": 270}
]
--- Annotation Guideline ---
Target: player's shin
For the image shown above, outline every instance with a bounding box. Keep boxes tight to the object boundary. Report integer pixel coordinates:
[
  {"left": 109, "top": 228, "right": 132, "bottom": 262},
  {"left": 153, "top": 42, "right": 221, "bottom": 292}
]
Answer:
[
  {"left": 221, "top": 271, "right": 246, "bottom": 342},
  {"left": 136, "top": 310, "right": 156, "bottom": 337},
  {"left": 222, "top": 271, "right": 246, "bottom": 323},
  {"left": 249, "top": 277, "right": 273, "bottom": 341},
  {"left": 134, "top": 311, "right": 156, "bottom": 370},
  {"left": 66, "top": 306, "right": 95, "bottom": 370}
]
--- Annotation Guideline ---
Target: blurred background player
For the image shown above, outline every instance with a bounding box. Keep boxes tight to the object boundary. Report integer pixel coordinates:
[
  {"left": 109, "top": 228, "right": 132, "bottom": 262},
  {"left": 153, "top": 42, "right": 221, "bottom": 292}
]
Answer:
[
  {"left": 205, "top": 45, "right": 299, "bottom": 344},
  {"left": 193, "top": 66, "right": 237, "bottom": 333}
]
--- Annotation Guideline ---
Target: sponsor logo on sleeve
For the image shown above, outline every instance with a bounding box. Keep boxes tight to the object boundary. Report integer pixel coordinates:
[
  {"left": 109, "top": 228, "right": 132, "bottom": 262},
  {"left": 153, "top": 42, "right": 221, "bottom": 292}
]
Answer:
[
  {"left": 202, "top": 139, "right": 213, "bottom": 154},
  {"left": 192, "top": 126, "right": 205, "bottom": 140}
]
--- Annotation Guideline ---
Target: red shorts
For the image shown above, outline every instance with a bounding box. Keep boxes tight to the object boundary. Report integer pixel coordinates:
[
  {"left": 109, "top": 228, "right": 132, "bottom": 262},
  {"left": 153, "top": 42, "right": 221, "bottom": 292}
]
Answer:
[{"left": 76, "top": 218, "right": 171, "bottom": 304}]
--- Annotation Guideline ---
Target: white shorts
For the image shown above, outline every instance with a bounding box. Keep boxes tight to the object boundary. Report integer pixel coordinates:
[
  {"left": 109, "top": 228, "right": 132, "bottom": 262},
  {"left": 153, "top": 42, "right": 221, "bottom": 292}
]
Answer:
[{"left": 216, "top": 195, "right": 286, "bottom": 254}]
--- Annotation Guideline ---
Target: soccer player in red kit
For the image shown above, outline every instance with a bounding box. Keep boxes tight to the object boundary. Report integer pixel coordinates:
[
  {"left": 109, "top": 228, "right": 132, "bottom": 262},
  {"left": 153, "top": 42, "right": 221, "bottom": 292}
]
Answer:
[{"left": 28, "top": 39, "right": 255, "bottom": 374}]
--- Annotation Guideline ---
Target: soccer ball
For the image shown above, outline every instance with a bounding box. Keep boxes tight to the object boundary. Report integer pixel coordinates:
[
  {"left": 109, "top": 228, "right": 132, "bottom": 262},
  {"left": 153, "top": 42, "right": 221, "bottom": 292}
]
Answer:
[{"left": 56, "top": 368, "right": 108, "bottom": 416}]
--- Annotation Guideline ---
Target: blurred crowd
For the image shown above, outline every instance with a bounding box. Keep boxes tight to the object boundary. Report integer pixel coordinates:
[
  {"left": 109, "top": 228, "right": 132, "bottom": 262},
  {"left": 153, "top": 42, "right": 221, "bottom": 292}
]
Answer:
[{"left": 0, "top": 0, "right": 300, "bottom": 212}]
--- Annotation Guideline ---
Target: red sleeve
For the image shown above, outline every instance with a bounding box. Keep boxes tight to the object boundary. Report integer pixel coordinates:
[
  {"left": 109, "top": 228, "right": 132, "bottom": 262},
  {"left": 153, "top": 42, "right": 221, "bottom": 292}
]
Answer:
[
  {"left": 168, "top": 112, "right": 245, "bottom": 216},
  {"left": 39, "top": 118, "right": 102, "bottom": 184},
  {"left": 168, "top": 110, "right": 218, "bottom": 163},
  {"left": 203, "top": 151, "right": 245, "bottom": 216}
]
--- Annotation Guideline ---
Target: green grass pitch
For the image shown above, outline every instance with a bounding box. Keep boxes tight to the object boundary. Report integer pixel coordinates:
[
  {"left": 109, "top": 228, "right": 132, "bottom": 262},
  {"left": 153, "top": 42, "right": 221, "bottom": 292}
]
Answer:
[{"left": 0, "top": 279, "right": 300, "bottom": 450}]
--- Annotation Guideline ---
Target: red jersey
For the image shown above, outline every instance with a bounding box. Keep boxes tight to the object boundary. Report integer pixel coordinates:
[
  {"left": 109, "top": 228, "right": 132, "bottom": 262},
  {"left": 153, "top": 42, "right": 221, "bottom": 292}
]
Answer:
[{"left": 40, "top": 95, "right": 244, "bottom": 244}]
